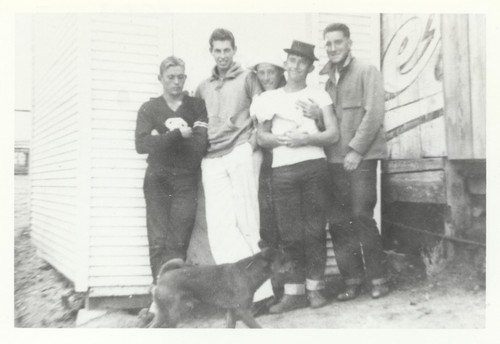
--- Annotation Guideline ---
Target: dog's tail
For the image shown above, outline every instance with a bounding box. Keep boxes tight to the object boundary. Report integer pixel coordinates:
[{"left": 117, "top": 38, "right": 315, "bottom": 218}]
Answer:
[{"left": 157, "top": 258, "right": 185, "bottom": 278}]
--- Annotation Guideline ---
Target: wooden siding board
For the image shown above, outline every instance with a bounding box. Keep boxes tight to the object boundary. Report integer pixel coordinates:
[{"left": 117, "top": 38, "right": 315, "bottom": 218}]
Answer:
[
  {"left": 441, "top": 14, "right": 474, "bottom": 159},
  {"left": 90, "top": 217, "right": 146, "bottom": 227},
  {"left": 32, "top": 199, "right": 77, "bottom": 216},
  {"left": 90, "top": 246, "right": 149, "bottom": 257},
  {"left": 89, "top": 266, "right": 151, "bottom": 277},
  {"left": 88, "top": 286, "right": 150, "bottom": 297},
  {"left": 31, "top": 185, "right": 78, "bottom": 197},
  {"left": 90, "top": 234, "right": 146, "bottom": 245},
  {"left": 32, "top": 97, "right": 78, "bottom": 135},
  {"left": 91, "top": 158, "right": 147, "bottom": 170},
  {"left": 91, "top": 188, "right": 144, "bottom": 199},
  {"left": 89, "top": 276, "right": 153, "bottom": 287},
  {"left": 91, "top": 28, "right": 158, "bottom": 45},
  {"left": 92, "top": 69, "right": 157, "bottom": 84},
  {"left": 468, "top": 14, "right": 486, "bottom": 159},
  {"left": 90, "top": 207, "right": 145, "bottom": 218},
  {"left": 91, "top": 148, "right": 141, "bottom": 160},
  {"left": 32, "top": 112, "right": 79, "bottom": 144},
  {"left": 90, "top": 256, "right": 150, "bottom": 267},
  {"left": 91, "top": 80, "right": 158, "bottom": 93},
  {"left": 92, "top": 89, "right": 157, "bottom": 103},
  {"left": 29, "top": 132, "right": 79, "bottom": 157},
  {"left": 420, "top": 117, "right": 447, "bottom": 158},
  {"left": 90, "top": 228, "right": 147, "bottom": 238}
]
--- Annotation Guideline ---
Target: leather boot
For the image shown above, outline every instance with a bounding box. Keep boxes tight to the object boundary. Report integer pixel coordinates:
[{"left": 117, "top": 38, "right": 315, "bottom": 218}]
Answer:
[
  {"left": 371, "top": 284, "right": 390, "bottom": 299},
  {"left": 307, "top": 290, "right": 328, "bottom": 309},
  {"left": 336, "top": 285, "right": 361, "bottom": 301},
  {"left": 269, "top": 294, "right": 308, "bottom": 314}
]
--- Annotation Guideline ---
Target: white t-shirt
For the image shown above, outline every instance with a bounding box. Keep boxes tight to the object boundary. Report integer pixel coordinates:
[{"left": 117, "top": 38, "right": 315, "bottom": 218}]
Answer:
[{"left": 252, "top": 86, "right": 332, "bottom": 168}]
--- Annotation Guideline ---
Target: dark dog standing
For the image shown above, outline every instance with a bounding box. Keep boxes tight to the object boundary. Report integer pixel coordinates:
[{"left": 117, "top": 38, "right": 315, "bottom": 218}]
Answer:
[{"left": 149, "top": 248, "right": 288, "bottom": 328}]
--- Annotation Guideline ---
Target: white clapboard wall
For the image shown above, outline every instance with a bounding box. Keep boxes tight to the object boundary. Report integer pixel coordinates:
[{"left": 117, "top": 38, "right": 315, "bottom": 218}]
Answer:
[
  {"left": 87, "top": 14, "right": 163, "bottom": 297},
  {"left": 31, "top": 14, "right": 81, "bottom": 287}
]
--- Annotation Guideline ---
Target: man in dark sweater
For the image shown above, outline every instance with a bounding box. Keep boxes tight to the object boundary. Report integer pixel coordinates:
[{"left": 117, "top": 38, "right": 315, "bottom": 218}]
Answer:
[{"left": 135, "top": 56, "right": 208, "bottom": 284}]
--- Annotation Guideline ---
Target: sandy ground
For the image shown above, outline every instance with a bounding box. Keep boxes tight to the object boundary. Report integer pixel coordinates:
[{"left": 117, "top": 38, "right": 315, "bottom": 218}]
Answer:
[{"left": 14, "top": 174, "right": 486, "bottom": 328}]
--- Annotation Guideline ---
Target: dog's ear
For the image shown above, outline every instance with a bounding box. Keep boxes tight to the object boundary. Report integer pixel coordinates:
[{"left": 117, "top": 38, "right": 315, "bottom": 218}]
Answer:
[
  {"left": 258, "top": 240, "right": 270, "bottom": 250},
  {"left": 260, "top": 247, "right": 278, "bottom": 260}
]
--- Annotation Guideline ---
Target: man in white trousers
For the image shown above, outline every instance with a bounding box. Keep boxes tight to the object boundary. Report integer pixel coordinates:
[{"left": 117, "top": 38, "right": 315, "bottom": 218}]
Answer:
[{"left": 196, "top": 28, "right": 273, "bottom": 303}]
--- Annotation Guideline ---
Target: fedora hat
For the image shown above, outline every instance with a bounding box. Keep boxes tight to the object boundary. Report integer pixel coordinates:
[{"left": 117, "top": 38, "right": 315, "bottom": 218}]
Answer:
[{"left": 283, "top": 40, "right": 318, "bottom": 61}]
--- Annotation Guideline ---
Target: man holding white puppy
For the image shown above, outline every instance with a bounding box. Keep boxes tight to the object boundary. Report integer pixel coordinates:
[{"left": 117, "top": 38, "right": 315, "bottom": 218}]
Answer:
[
  {"left": 135, "top": 56, "right": 208, "bottom": 283},
  {"left": 255, "top": 41, "right": 339, "bottom": 313}
]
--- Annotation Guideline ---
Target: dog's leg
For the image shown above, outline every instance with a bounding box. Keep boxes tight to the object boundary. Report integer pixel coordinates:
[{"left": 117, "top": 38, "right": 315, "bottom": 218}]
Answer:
[
  {"left": 234, "top": 308, "right": 262, "bottom": 329},
  {"left": 226, "top": 309, "right": 237, "bottom": 328},
  {"left": 148, "top": 312, "right": 167, "bottom": 328}
]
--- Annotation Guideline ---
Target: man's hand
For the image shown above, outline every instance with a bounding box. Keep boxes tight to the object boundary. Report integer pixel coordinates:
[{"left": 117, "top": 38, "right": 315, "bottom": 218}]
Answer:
[
  {"left": 179, "top": 127, "right": 193, "bottom": 139},
  {"left": 283, "top": 130, "right": 309, "bottom": 148},
  {"left": 296, "top": 98, "right": 322, "bottom": 121},
  {"left": 344, "top": 150, "right": 363, "bottom": 171}
]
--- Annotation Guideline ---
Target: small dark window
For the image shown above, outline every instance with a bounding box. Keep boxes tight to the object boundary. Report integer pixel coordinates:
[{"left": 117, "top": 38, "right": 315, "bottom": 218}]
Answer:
[{"left": 15, "top": 147, "right": 29, "bottom": 175}]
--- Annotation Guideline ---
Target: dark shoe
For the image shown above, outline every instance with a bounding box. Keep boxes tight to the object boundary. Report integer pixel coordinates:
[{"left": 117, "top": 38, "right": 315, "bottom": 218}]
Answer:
[
  {"left": 269, "top": 295, "right": 308, "bottom": 314},
  {"left": 307, "top": 290, "right": 328, "bottom": 309},
  {"left": 336, "top": 285, "right": 361, "bottom": 301},
  {"left": 371, "top": 284, "right": 390, "bottom": 299}
]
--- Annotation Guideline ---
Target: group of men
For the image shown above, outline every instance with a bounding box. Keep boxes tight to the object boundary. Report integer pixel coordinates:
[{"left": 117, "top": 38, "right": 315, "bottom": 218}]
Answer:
[{"left": 135, "top": 22, "right": 390, "bottom": 317}]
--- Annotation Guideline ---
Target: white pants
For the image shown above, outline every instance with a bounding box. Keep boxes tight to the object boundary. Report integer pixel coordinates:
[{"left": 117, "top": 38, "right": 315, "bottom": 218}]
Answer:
[{"left": 202, "top": 143, "right": 272, "bottom": 301}]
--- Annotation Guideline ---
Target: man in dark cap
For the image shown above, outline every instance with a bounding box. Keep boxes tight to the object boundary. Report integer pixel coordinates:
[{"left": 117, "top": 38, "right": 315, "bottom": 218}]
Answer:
[{"left": 254, "top": 40, "right": 339, "bottom": 313}]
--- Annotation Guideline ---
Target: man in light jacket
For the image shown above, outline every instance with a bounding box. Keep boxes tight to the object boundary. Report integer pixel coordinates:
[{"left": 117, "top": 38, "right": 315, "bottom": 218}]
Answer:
[{"left": 319, "top": 23, "right": 390, "bottom": 300}]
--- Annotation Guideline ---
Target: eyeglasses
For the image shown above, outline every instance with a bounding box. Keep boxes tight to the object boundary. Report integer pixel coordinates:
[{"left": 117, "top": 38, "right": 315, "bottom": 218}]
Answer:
[{"left": 165, "top": 74, "right": 187, "bottom": 81}]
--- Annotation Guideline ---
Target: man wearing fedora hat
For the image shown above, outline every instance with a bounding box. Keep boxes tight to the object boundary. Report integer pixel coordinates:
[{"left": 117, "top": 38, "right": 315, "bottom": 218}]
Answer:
[{"left": 254, "top": 40, "right": 339, "bottom": 313}]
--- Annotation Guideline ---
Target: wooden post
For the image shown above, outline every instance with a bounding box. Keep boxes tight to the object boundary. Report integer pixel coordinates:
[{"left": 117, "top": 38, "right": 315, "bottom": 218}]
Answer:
[
  {"left": 443, "top": 160, "right": 472, "bottom": 259},
  {"left": 441, "top": 14, "right": 474, "bottom": 159},
  {"left": 468, "top": 14, "right": 486, "bottom": 159}
]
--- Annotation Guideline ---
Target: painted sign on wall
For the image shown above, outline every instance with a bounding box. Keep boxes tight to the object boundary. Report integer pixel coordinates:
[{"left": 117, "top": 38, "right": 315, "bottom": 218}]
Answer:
[{"left": 382, "top": 14, "right": 446, "bottom": 159}]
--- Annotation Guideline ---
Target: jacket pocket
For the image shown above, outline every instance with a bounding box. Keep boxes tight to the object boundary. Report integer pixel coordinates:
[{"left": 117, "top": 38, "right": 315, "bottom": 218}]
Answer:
[{"left": 342, "top": 99, "right": 362, "bottom": 109}]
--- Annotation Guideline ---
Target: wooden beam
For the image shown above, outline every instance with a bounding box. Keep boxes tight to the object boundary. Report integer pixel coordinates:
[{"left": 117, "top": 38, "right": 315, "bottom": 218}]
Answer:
[
  {"left": 443, "top": 160, "right": 472, "bottom": 259},
  {"left": 441, "top": 14, "right": 474, "bottom": 159},
  {"left": 87, "top": 294, "right": 151, "bottom": 310},
  {"left": 382, "top": 170, "right": 446, "bottom": 204},
  {"left": 382, "top": 158, "right": 445, "bottom": 174}
]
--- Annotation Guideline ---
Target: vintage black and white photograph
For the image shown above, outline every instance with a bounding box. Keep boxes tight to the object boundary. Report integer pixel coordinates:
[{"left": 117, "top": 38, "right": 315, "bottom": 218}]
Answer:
[{"left": 11, "top": 7, "right": 491, "bottom": 331}]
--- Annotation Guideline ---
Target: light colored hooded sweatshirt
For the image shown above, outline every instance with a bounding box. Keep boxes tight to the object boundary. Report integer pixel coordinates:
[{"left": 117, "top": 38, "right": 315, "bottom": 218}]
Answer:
[{"left": 196, "top": 62, "right": 262, "bottom": 158}]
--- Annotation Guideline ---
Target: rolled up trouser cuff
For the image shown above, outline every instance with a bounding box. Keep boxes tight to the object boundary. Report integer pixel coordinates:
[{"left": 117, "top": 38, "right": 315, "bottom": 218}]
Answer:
[
  {"left": 306, "top": 279, "right": 325, "bottom": 291},
  {"left": 345, "top": 278, "right": 363, "bottom": 286},
  {"left": 371, "top": 278, "right": 388, "bottom": 286},
  {"left": 284, "top": 283, "right": 306, "bottom": 295}
]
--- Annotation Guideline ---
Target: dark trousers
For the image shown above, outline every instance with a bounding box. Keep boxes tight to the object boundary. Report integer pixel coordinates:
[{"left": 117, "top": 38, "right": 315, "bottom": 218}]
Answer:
[
  {"left": 143, "top": 165, "right": 198, "bottom": 283},
  {"left": 272, "top": 159, "right": 328, "bottom": 284},
  {"left": 328, "top": 160, "right": 387, "bottom": 286},
  {"left": 259, "top": 150, "right": 279, "bottom": 248}
]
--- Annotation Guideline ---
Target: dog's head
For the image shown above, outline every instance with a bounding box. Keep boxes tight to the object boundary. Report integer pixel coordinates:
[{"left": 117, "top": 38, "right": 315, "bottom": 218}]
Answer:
[{"left": 259, "top": 247, "right": 294, "bottom": 276}]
